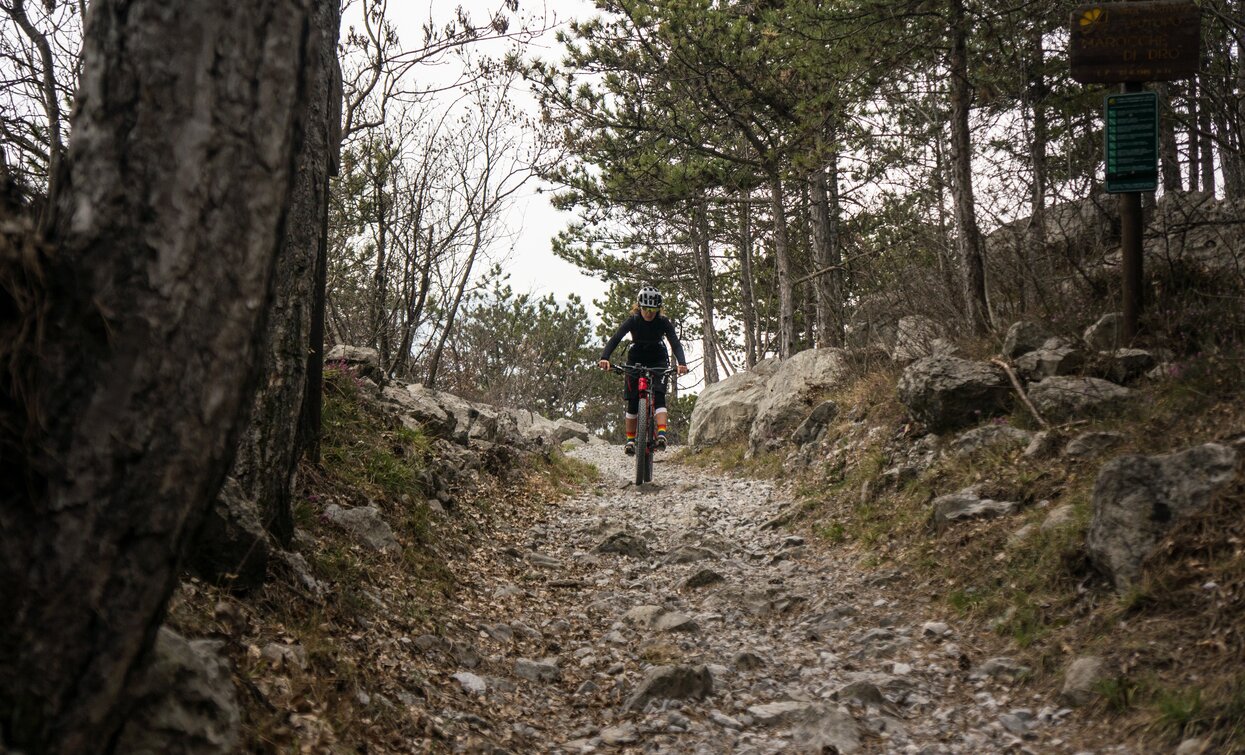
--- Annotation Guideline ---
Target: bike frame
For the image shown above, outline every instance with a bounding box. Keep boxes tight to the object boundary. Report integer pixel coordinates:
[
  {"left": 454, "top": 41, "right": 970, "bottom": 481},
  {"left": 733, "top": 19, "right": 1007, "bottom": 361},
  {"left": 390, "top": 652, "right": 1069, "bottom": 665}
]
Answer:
[{"left": 609, "top": 362, "right": 676, "bottom": 485}]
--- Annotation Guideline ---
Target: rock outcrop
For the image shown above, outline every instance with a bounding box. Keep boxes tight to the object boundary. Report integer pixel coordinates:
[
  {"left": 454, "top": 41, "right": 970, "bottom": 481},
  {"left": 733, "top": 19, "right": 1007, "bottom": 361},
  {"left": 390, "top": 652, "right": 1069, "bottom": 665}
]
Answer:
[
  {"left": 116, "top": 628, "right": 241, "bottom": 755},
  {"left": 688, "top": 359, "right": 782, "bottom": 447},
  {"left": 1087, "top": 443, "right": 1238, "bottom": 590},
  {"left": 897, "top": 356, "right": 1011, "bottom": 432},
  {"left": 748, "top": 349, "right": 849, "bottom": 453}
]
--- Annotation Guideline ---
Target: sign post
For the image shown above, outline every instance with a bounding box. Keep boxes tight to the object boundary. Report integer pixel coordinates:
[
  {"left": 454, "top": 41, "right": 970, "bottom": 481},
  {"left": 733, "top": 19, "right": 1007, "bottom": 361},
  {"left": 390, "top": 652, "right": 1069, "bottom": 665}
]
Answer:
[{"left": 1070, "top": 0, "right": 1201, "bottom": 341}]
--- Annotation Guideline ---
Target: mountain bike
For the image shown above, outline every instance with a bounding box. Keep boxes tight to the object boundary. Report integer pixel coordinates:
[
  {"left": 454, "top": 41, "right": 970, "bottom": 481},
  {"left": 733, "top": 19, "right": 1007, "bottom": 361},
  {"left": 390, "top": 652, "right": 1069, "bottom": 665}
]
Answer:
[{"left": 610, "top": 363, "right": 677, "bottom": 486}]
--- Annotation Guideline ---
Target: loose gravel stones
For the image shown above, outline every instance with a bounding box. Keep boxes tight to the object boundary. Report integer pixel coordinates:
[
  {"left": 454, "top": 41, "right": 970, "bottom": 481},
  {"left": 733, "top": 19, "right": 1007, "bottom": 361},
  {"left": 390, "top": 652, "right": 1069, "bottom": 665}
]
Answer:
[{"left": 419, "top": 443, "right": 1112, "bottom": 753}]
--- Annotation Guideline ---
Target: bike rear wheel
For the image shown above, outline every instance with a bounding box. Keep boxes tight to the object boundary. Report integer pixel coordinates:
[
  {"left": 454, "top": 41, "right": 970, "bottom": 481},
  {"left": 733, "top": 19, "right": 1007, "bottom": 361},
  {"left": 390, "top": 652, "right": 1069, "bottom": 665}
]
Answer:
[{"left": 635, "top": 395, "right": 649, "bottom": 486}]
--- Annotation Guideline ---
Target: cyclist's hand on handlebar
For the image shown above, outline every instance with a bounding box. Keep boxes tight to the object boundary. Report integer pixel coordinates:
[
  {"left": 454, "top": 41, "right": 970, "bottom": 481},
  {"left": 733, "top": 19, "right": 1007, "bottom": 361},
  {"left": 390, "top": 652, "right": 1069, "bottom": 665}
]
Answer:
[
  {"left": 677, "top": 364, "right": 689, "bottom": 376},
  {"left": 598, "top": 359, "right": 611, "bottom": 371}
]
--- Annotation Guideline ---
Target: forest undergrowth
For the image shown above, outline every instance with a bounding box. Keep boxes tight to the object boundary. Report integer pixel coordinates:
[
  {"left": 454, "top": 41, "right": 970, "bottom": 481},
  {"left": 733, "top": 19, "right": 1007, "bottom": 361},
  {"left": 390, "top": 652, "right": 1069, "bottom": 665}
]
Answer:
[{"left": 167, "top": 367, "right": 595, "bottom": 752}]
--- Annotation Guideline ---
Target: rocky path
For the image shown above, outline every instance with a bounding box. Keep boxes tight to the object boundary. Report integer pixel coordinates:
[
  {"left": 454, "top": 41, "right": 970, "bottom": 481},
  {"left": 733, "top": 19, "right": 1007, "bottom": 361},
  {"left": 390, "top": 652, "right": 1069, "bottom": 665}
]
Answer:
[{"left": 425, "top": 444, "right": 1110, "bottom": 754}]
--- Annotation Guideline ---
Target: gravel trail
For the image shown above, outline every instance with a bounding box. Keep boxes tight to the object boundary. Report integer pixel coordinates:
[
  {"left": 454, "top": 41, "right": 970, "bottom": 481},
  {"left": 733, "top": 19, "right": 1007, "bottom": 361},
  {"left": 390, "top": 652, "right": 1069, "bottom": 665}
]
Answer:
[{"left": 434, "top": 443, "right": 1108, "bottom": 754}]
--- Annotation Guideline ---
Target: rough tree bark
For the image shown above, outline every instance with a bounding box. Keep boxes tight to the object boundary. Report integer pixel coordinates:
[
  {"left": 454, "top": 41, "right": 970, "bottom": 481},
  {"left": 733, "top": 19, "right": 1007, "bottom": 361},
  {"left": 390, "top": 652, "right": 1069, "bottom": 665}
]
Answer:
[
  {"left": 948, "top": 0, "right": 991, "bottom": 334},
  {"left": 738, "top": 193, "right": 759, "bottom": 368},
  {"left": 0, "top": 1, "right": 316, "bottom": 751},
  {"left": 227, "top": 0, "right": 342, "bottom": 547},
  {"left": 1157, "top": 83, "right": 1183, "bottom": 193},
  {"left": 1025, "top": 26, "right": 1049, "bottom": 315},
  {"left": 808, "top": 163, "right": 844, "bottom": 347},
  {"left": 691, "top": 197, "right": 720, "bottom": 385},
  {"left": 768, "top": 170, "right": 795, "bottom": 358}
]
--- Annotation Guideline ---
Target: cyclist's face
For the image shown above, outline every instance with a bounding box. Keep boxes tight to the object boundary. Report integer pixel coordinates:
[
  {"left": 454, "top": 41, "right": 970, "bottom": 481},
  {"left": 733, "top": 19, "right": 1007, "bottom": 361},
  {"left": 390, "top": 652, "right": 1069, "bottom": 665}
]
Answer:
[{"left": 640, "top": 306, "right": 658, "bottom": 320}]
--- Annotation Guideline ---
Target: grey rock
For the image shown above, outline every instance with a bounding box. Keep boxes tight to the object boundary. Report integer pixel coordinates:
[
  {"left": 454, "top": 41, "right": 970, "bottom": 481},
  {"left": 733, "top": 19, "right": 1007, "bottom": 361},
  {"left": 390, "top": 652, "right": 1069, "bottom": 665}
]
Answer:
[
  {"left": 947, "top": 425, "right": 1034, "bottom": 456},
  {"left": 710, "top": 711, "right": 744, "bottom": 729},
  {"left": 624, "top": 665, "right": 713, "bottom": 711},
  {"left": 1104, "top": 348, "right": 1157, "bottom": 383},
  {"left": 1088, "top": 443, "right": 1237, "bottom": 590},
  {"left": 1060, "top": 656, "right": 1106, "bottom": 707},
  {"left": 688, "top": 359, "right": 783, "bottom": 447},
  {"left": 733, "top": 651, "right": 767, "bottom": 670},
  {"left": 933, "top": 488, "right": 1018, "bottom": 527},
  {"left": 186, "top": 477, "right": 271, "bottom": 591},
  {"left": 794, "top": 705, "right": 861, "bottom": 754},
  {"left": 1065, "top": 431, "right": 1126, "bottom": 458},
  {"left": 791, "top": 400, "right": 840, "bottom": 446},
  {"left": 599, "top": 723, "right": 638, "bottom": 745},
  {"left": 662, "top": 545, "right": 716, "bottom": 564},
  {"left": 891, "top": 315, "right": 947, "bottom": 362},
  {"left": 260, "top": 642, "right": 307, "bottom": 671},
  {"left": 1028, "top": 376, "right": 1133, "bottom": 420},
  {"left": 976, "top": 657, "right": 1031, "bottom": 680},
  {"left": 749, "top": 348, "right": 850, "bottom": 454},
  {"left": 514, "top": 658, "right": 561, "bottom": 683},
  {"left": 595, "top": 530, "right": 651, "bottom": 558},
  {"left": 654, "top": 611, "right": 699, "bottom": 633},
  {"left": 115, "top": 628, "right": 240, "bottom": 755},
  {"left": 1008, "top": 523, "right": 1037, "bottom": 547},
  {"left": 1040, "top": 504, "right": 1077, "bottom": 532},
  {"left": 998, "top": 712, "right": 1031, "bottom": 737},
  {"left": 1015, "top": 339, "right": 1087, "bottom": 381},
  {"left": 452, "top": 672, "right": 487, "bottom": 695},
  {"left": 682, "top": 568, "right": 725, "bottom": 590},
  {"left": 326, "top": 344, "right": 385, "bottom": 384},
  {"left": 921, "top": 622, "right": 951, "bottom": 638},
  {"left": 1002, "top": 321, "right": 1052, "bottom": 358},
  {"left": 897, "top": 356, "right": 1011, "bottom": 432},
  {"left": 1176, "top": 737, "right": 1211, "bottom": 755},
  {"left": 1084, "top": 313, "right": 1125, "bottom": 351},
  {"left": 1023, "top": 430, "right": 1063, "bottom": 459},
  {"left": 623, "top": 605, "right": 664, "bottom": 625},
  {"left": 322, "top": 504, "right": 399, "bottom": 554},
  {"left": 747, "top": 700, "right": 815, "bottom": 725},
  {"left": 527, "top": 552, "right": 561, "bottom": 569}
]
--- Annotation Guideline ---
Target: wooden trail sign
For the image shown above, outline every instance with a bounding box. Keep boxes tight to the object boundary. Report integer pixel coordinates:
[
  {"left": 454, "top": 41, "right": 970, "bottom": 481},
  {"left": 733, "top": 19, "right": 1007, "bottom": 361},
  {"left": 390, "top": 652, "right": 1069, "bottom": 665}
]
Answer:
[{"left": 1070, "top": 1, "right": 1201, "bottom": 84}]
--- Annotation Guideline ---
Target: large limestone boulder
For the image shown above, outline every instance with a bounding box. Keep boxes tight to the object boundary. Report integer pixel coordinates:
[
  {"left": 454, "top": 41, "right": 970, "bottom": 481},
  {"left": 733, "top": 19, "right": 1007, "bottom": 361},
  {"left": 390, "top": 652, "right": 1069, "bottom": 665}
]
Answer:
[
  {"left": 116, "top": 628, "right": 241, "bottom": 755},
  {"left": 1083, "top": 313, "right": 1125, "bottom": 351},
  {"left": 1028, "top": 376, "right": 1132, "bottom": 420},
  {"left": 688, "top": 358, "right": 782, "bottom": 447},
  {"left": 1014, "top": 337, "right": 1086, "bottom": 381},
  {"left": 506, "top": 409, "right": 587, "bottom": 447},
  {"left": 1001, "top": 320, "right": 1052, "bottom": 359},
  {"left": 748, "top": 349, "right": 850, "bottom": 454},
  {"left": 383, "top": 384, "right": 461, "bottom": 441},
  {"left": 897, "top": 356, "right": 1011, "bottom": 432},
  {"left": 1087, "top": 443, "right": 1237, "bottom": 590}
]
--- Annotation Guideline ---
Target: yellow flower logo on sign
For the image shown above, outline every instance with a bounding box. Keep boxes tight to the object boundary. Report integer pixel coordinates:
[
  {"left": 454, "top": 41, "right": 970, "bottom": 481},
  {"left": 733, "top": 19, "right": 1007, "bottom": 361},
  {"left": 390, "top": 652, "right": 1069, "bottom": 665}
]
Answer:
[{"left": 1079, "top": 7, "right": 1105, "bottom": 31}]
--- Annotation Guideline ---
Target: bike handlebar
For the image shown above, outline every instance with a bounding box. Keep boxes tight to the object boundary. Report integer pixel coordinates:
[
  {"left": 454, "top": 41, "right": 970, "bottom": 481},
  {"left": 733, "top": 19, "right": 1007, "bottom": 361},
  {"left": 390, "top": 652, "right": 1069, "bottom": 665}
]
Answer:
[{"left": 605, "top": 362, "right": 678, "bottom": 377}]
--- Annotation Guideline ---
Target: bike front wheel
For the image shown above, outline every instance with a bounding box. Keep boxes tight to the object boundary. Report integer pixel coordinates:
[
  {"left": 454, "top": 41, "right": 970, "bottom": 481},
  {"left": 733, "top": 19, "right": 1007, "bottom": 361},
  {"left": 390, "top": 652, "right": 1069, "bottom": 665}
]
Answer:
[{"left": 635, "top": 395, "right": 649, "bottom": 486}]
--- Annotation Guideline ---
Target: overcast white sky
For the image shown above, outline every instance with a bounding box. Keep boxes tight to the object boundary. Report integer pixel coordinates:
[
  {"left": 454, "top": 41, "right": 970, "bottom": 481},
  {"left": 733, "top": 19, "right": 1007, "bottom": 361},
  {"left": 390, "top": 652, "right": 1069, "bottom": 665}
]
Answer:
[{"left": 384, "top": 0, "right": 609, "bottom": 317}]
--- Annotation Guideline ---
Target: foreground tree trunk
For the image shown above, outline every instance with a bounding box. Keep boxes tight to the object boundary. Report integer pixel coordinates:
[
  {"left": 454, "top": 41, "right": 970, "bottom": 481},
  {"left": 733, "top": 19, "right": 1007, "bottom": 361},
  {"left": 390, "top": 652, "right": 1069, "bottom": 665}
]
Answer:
[
  {"left": 0, "top": 1, "right": 315, "bottom": 751},
  {"left": 230, "top": 0, "right": 342, "bottom": 546}
]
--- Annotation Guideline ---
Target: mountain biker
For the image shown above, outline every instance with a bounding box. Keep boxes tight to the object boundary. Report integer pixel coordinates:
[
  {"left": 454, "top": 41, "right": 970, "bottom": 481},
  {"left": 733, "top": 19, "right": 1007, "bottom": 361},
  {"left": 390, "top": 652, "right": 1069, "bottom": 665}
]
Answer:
[{"left": 597, "top": 285, "right": 689, "bottom": 455}]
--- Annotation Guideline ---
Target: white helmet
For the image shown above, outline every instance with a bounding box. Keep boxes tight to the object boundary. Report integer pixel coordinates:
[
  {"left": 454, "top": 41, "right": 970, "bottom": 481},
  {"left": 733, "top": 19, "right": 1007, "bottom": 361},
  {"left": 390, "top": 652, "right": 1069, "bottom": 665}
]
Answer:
[{"left": 637, "top": 285, "right": 662, "bottom": 308}]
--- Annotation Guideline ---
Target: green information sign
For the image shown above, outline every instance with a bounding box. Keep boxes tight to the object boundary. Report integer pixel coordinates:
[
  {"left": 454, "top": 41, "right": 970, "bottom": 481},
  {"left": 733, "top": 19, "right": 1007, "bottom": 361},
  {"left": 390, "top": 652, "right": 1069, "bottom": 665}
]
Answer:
[{"left": 1105, "top": 91, "right": 1158, "bottom": 193}]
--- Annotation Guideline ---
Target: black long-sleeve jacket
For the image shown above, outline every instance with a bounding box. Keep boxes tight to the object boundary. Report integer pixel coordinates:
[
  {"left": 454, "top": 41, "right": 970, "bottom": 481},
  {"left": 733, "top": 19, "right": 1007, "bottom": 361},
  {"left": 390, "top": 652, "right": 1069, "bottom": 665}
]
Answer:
[{"left": 599, "top": 314, "right": 687, "bottom": 367}]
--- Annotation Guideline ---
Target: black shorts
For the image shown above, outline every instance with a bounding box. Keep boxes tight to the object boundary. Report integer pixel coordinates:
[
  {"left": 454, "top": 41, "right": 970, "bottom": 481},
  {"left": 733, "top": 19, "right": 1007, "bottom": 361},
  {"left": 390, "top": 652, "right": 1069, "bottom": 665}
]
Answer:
[{"left": 623, "top": 365, "right": 668, "bottom": 415}]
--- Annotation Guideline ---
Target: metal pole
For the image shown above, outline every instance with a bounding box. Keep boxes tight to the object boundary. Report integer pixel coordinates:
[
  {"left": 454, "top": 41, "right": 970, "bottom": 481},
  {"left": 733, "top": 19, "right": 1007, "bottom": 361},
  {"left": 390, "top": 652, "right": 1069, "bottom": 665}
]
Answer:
[{"left": 1120, "top": 80, "right": 1145, "bottom": 342}]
